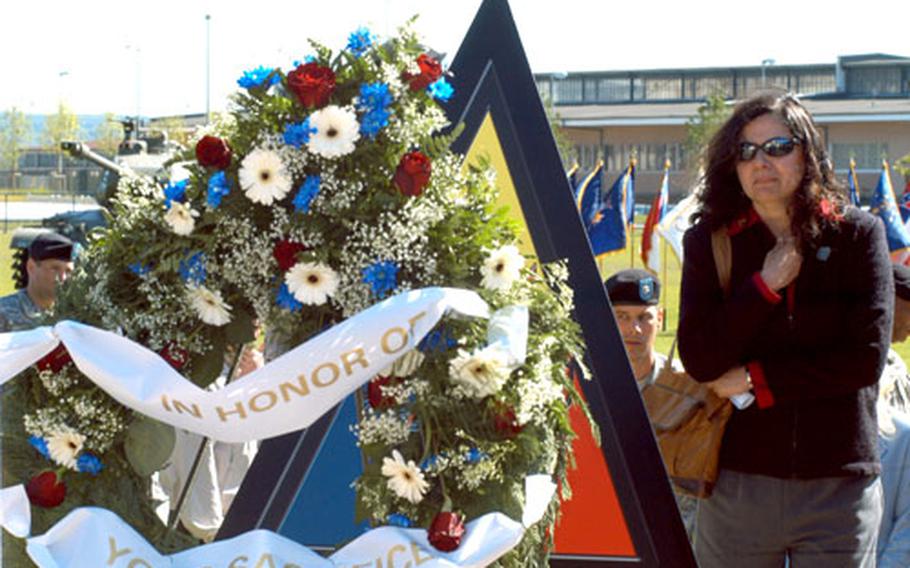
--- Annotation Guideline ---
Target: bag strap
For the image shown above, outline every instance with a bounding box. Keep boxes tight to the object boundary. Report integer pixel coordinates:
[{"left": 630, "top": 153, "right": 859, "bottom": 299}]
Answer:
[
  {"left": 710, "top": 228, "right": 732, "bottom": 297},
  {"left": 663, "top": 228, "right": 732, "bottom": 372}
]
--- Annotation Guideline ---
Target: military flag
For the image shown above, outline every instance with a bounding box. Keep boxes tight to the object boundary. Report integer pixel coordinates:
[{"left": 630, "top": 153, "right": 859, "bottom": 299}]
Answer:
[
  {"left": 641, "top": 160, "right": 670, "bottom": 274},
  {"left": 586, "top": 160, "right": 635, "bottom": 258},
  {"left": 657, "top": 190, "right": 699, "bottom": 263},
  {"left": 870, "top": 161, "right": 910, "bottom": 264},
  {"left": 847, "top": 158, "right": 861, "bottom": 207}
]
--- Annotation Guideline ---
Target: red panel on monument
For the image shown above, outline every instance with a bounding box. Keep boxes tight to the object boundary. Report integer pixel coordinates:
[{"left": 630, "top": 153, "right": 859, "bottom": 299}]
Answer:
[{"left": 554, "top": 378, "right": 635, "bottom": 556}]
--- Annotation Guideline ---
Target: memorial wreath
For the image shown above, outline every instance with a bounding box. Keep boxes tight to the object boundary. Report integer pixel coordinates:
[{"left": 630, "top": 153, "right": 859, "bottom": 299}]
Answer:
[{"left": 3, "top": 21, "right": 592, "bottom": 566}]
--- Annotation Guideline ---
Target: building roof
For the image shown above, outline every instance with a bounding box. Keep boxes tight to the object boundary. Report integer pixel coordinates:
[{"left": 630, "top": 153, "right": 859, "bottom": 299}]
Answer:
[{"left": 556, "top": 98, "right": 910, "bottom": 127}]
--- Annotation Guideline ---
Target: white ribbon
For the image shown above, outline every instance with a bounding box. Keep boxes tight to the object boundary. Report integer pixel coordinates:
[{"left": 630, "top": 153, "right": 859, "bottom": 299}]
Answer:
[
  {"left": 0, "top": 287, "right": 489, "bottom": 443},
  {"left": 11, "top": 475, "right": 555, "bottom": 567}
]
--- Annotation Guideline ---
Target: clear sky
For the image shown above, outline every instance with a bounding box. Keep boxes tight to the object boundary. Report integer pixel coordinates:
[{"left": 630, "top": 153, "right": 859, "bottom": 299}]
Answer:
[{"left": 3, "top": 0, "right": 907, "bottom": 117}]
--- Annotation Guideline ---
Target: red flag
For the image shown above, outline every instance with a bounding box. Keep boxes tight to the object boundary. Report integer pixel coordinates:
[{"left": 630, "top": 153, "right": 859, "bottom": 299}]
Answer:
[{"left": 640, "top": 163, "right": 670, "bottom": 273}]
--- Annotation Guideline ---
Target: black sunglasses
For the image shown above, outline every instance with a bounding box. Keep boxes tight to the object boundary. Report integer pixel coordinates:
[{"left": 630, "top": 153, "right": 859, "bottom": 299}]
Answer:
[{"left": 738, "top": 136, "right": 801, "bottom": 161}]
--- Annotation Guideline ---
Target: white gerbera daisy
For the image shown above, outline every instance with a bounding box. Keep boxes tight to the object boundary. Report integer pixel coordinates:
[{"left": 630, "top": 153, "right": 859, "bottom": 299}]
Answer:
[
  {"left": 164, "top": 201, "right": 199, "bottom": 236},
  {"left": 480, "top": 245, "right": 525, "bottom": 291},
  {"left": 449, "top": 346, "right": 511, "bottom": 399},
  {"left": 47, "top": 430, "right": 85, "bottom": 470},
  {"left": 186, "top": 284, "right": 232, "bottom": 326},
  {"left": 307, "top": 105, "right": 360, "bottom": 159},
  {"left": 285, "top": 261, "right": 339, "bottom": 305},
  {"left": 381, "top": 449, "right": 429, "bottom": 504},
  {"left": 239, "top": 148, "right": 292, "bottom": 205}
]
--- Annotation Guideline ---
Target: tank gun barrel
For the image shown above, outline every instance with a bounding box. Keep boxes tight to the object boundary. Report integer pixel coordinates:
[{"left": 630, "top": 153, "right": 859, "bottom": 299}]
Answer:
[{"left": 61, "top": 141, "right": 128, "bottom": 176}]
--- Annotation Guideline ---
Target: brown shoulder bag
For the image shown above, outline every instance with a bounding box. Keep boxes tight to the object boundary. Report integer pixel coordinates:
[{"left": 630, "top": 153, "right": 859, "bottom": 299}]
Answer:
[{"left": 640, "top": 228, "right": 734, "bottom": 498}]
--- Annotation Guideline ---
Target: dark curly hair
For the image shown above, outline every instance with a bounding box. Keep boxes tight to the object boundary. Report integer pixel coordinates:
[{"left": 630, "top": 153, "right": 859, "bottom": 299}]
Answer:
[{"left": 694, "top": 93, "right": 846, "bottom": 251}]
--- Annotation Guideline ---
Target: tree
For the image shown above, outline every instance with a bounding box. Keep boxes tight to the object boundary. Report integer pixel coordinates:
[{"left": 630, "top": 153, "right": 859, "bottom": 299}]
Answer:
[
  {"left": 895, "top": 152, "right": 910, "bottom": 193},
  {"left": 684, "top": 93, "right": 731, "bottom": 173},
  {"left": 93, "top": 113, "right": 124, "bottom": 157},
  {"left": 541, "top": 94, "right": 575, "bottom": 167},
  {"left": 0, "top": 107, "right": 32, "bottom": 185},
  {"left": 154, "top": 115, "right": 191, "bottom": 150},
  {"left": 42, "top": 102, "right": 81, "bottom": 178}
]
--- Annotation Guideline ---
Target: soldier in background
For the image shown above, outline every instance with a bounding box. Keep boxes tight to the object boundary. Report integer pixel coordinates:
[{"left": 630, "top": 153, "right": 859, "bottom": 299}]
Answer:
[
  {"left": 0, "top": 232, "right": 74, "bottom": 332},
  {"left": 605, "top": 268, "right": 697, "bottom": 540}
]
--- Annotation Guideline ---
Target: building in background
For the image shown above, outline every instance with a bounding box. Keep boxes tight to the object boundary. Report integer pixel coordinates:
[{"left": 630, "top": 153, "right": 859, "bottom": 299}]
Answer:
[{"left": 538, "top": 53, "right": 910, "bottom": 202}]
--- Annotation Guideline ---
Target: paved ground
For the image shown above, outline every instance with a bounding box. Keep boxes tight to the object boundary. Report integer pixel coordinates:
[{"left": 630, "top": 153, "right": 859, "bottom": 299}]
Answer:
[{"left": 0, "top": 199, "right": 100, "bottom": 222}]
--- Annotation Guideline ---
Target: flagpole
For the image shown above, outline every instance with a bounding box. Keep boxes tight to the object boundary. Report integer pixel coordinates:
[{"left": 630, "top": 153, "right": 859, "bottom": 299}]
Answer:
[{"left": 662, "top": 236, "right": 669, "bottom": 332}]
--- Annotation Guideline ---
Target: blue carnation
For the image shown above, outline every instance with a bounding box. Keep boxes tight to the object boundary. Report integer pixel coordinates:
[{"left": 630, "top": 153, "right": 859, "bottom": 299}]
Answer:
[
  {"left": 358, "top": 83, "right": 393, "bottom": 111},
  {"left": 293, "top": 175, "right": 320, "bottom": 213},
  {"left": 179, "top": 251, "right": 207, "bottom": 285},
  {"left": 207, "top": 171, "right": 231, "bottom": 208},
  {"left": 163, "top": 179, "right": 188, "bottom": 209},
  {"left": 386, "top": 513, "right": 413, "bottom": 528},
  {"left": 276, "top": 282, "right": 303, "bottom": 312},
  {"left": 28, "top": 435, "right": 50, "bottom": 459},
  {"left": 237, "top": 66, "right": 279, "bottom": 89},
  {"left": 360, "top": 108, "right": 391, "bottom": 139},
  {"left": 346, "top": 27, "right": 375, "bottom": 57},
  {"left": 76, "top": 453, "right": 104, "bottom": 475},
  {"left": 356, "top": 83, "right": 393, "bottom": 139},
  {"left": 465, "top": 447, "right": 486, "bottom": 464},
  {"left": 283, "top": 118, "right": 316, "bottom": 148},
  {"left": 128, "top": 262, "right": 151, "bottom": 276},
  {"left": 418, "top": 327, "right": 457, "bottom": 353},
  {"left": 362, "top": 260, "right": 398, "bottom": 297},
  {"left": 428, "top": 78, "right": 454, "bottom": 102}
]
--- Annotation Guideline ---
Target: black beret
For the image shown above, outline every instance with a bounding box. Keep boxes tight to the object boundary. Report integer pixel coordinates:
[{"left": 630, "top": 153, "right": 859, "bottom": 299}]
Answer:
[
  {"left": 605, "top": 269, "right": 660, "bottom": 306},
  {"left": 28, "top": 232, "right": 74, "bottom": 262},
  {"left": 895, "top": 264, "right": 910, "bottom": 302}
]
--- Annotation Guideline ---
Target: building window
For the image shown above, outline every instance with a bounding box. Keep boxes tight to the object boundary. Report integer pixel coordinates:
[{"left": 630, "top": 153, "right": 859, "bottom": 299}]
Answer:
[
  {"left": 686, "top": 75, "right": 733, "bottom": 99},
  {"left": 794, "top": 71, "right": 835, "bottom": 95},
  {"left": 831, "top": 142, "right": 889, "bottom": 170},
  {"left": 597, "top": 78, "right": 632, "bottom": 102},
  {"left": 642, "top": 76, "right": 682, "bottom": 100},
  {"left": 846, "top": 67, "right": 902, "bottom": 95},
  {"left": 604, "top": 143, "right": 687, "bottom": 172},
  {"left": 554, "top": 78, "right": 584, "bottom": 103}
]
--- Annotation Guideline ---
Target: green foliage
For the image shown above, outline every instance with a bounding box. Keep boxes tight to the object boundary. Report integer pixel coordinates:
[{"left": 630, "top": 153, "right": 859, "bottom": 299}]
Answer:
[
  {"left": 684, "top": 93, "right": 731, "bottom": 172},
  {"left": 124, "top": 416, "right": 176, "bottom": 476},
  {"left": 93, "top": 113, "right": 124, "bottom": 157},
  {"left": 0, "top": 106, "right": 31, "bottom": 171},
  {"left": 42, "top": 102, "right": 81, "bottom": 156}
]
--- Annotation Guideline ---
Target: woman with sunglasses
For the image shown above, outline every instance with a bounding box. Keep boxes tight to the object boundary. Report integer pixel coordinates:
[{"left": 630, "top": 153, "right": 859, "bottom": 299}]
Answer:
[{"left": 678, "top": 93, "right": 893, "bottom": 567}]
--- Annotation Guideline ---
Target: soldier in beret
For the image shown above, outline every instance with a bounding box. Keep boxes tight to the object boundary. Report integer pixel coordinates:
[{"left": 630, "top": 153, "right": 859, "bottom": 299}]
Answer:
[
  {"left": 605, "top": 268, "right": 696, "bottom": 540},
  {"left": 0, "top": 232, "right": 74, "bottom": 332}
]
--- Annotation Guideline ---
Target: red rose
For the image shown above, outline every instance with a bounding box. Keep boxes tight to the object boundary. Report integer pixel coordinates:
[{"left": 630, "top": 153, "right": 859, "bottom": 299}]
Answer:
[
  {"left": 159, "top": 343, "right": 189, "bottom": 370},
  {"left": 368, "top": 375, "right": 403, "bottom": 409},
  {"left": 493, "top": 405, "right": 523, "bottom": 438},
  {"left": 195, "top": 135, "right": 232, "bottom": 170},
  {"left": 287, "top": 62, "right": 336, "bottom": 108},
  {"left": 428, "top": 511, "right": 465, "bottom": 552},
  {"left": 36, "top": 344, "right": 72, "bottom": 373},
  {"left": 394, "top": 151, "right": 432, "bottom": 197},
  {"left": 273, "top": 240, "right": 308, "bottom": 272},
  {"left": 407, "top": 54, "right": 443, "bottom": 92},
  {"left": 26, "top": 471, "right": 67, "bottom": 508}
]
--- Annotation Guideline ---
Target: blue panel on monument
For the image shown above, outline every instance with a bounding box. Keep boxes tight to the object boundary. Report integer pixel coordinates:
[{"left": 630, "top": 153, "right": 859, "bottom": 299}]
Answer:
[{"left": 277, "top": 393, "right": 369, "bottom": 546}]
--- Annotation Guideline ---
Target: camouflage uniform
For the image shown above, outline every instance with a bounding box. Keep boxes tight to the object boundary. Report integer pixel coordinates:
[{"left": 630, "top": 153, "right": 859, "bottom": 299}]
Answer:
[
  {"left": 0, "top": 290, "right": 43, "bottom": 565},
  {"left": 0, "top": 289, "right": 42, "bottom": 333}
]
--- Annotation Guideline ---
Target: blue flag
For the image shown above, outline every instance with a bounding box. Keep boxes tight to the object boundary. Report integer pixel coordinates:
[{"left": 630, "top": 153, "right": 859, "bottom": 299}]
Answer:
[
  {"left": 575, "top": 162, "right": 604, "bottom": 227},
  {"left": 870, "top": 161, "right": 910, "bottom": 259},
  {"left": 847, "top": 159, "right": 861, "bottom": 207},
  {"left": 567, "top": 163, "right": 580, "bottom": 200},
  {"left": 587, "top": 162, "right": 635, "bottom": 257}
]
